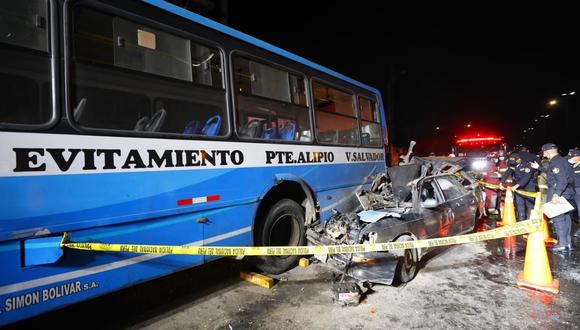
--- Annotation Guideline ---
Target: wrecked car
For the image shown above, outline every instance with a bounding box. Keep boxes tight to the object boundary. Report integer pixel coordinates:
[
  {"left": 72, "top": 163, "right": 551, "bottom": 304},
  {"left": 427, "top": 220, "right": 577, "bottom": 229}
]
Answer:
[{"left": 307, "top": 157, "right": 483, "bottom": 285}]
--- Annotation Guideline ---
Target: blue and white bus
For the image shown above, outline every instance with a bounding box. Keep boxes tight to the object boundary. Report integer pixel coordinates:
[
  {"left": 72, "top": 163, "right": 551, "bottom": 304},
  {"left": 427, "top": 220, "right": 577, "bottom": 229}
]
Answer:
[{"left": 0, "top": 0, "right": 386, "bottom": 324}]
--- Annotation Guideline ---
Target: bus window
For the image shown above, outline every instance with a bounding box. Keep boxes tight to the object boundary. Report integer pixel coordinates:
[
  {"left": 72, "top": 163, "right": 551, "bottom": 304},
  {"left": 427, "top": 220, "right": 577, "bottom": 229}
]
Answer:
[
  {"left": 233, "top": 56, "right": 311, "bottom": 141},
  {"left": 312, "top": 81, "right": 359, "bottom": 145},
  {"left": 0, "top": 0, "right": 52, "bottom": 126},
  {"left": 359, "top": 96, "right": 381, "bottom": 147},
  {"left": 70, "top": 6, "right": 227, "bottom": 136}
]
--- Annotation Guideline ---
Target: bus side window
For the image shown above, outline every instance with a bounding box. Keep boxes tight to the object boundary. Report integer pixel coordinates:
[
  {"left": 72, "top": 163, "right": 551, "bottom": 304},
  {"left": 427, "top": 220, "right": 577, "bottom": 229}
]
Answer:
[
  {"left": 70, "top": 6, "right": 227, "bottom": 137},
  {"left": 312, "top": 81, "right": 359, "bottom": 146},
  {"left": 233, "top": 56, "right": 311, "bottom": 142},
  {"left": 0, "top": 0, "right": 52, "bottom": 126},
  {"left": 359, "top": 96, "right": 381, "bottom": 147}
]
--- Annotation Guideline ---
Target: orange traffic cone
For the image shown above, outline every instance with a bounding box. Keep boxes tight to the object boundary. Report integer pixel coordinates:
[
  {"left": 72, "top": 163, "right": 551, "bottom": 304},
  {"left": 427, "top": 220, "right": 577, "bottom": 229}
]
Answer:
[
  {"left": 524, "top": 215, "right": 559, "bottom": 246},
  {"left": 516, "top": 230, "right": 559, "bottom": 294},
  {"left": 539, "top": 215, "right": 558, "bottom": 246},
  {"left": 503, "top": 236, "right": 517, "bottom": 259},
  {"left": 498, "top": 187, "right": 516, "bottom": 227},
  {"left": 523, "top": 192, "right": 557, "bottom": 246},
  {"left": 532, "top": 191, "right": 542, "bottom": 216}
]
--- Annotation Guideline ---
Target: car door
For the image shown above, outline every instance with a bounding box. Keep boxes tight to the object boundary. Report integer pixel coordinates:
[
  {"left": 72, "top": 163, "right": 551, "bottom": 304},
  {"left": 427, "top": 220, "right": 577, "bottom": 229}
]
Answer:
[
  {"left": 417, "top": 178, "right": 449, "bottom": 238},
  {"left": 435, "top": 176, "right": 475, "bottom": 234}
]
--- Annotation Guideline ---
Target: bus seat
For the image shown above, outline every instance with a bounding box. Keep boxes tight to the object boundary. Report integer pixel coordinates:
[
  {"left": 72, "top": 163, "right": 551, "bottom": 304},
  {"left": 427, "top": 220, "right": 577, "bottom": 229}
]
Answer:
[
  {"left": 240, "top": 119, "right": 263, "bottom": 138},
  {"left": 361, "top": 133, "right": 371, "bottom": 145},
  {"left": 183, "top": 120, "right": 202, "bottom": 135},
  {"left": 261, "top": 127, "right": 277, "bottom": 139},
  {"left": 201, "top": 115, "right": 222, "bottom": 136},
  {"left": 73, "top": 98, "right": 87, "bottom": 123},
  {"left": 341, "top": 130, "right": 357, "bottom": 144},
  {"left": 279, "top": 121, "right": 296, "bottom": 140},
  {"left": 134, "top": 116, "right": 150, "bottom": 131},
  {"left": 332, "top": 129, "right": 339, "bottom": 143},
  {"left": 299, "top": 130, "right": 311, "bottom": 141},
  {"left": 144, "top": 109, "right": 166, "bottom": 132}
]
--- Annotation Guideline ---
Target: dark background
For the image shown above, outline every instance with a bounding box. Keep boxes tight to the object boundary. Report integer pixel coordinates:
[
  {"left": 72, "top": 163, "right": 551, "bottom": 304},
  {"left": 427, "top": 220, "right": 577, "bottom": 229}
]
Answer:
[{"left": 169, "top": 0, "right": 580, "bottom": 155}]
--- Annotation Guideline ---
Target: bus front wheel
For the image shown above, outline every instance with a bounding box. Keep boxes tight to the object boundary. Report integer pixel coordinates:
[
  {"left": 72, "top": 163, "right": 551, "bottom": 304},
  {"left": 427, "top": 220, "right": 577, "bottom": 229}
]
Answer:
[{"left": 253, "top": 198, "right": 306, "bottom": 274}]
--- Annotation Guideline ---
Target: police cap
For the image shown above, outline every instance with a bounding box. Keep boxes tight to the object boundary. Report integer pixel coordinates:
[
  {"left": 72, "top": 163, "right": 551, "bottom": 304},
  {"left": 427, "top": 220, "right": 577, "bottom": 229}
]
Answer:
[
  {"left": 540, "top": 143, "right": 557, "bottom": 152},
  {"left": 508, "top": 153, "right": 520, "bottom": 162},
  {"left": 566, "top": 149, "right": 580, "bottom": 158}
]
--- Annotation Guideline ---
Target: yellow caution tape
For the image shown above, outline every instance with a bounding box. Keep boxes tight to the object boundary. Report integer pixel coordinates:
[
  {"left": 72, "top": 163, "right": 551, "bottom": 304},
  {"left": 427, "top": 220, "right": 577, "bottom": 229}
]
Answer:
[
  {"left": 477, "top": 181, "right": 540, "bottom": 198},
  {"left": 60, "top": 218, "right": 541, "bottom": 256}
]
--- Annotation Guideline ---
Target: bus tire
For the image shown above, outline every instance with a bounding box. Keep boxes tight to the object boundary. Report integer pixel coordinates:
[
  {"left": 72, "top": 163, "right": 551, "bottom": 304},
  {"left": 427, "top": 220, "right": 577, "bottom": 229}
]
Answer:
[{"left": 253, "top": 198, "right": 306, "bottom": 274}]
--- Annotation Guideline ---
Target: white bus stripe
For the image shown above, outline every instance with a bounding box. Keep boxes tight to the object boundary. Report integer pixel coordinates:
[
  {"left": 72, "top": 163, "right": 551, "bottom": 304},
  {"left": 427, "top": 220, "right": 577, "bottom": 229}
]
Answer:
[{"left": 0, "top": 132, "right": 385, "bottom": 177}]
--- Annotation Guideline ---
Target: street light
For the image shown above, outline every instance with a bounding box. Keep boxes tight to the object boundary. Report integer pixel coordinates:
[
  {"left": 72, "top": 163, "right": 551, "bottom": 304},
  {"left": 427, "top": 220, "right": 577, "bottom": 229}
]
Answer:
[
  {"left": 547, "top": 92, "right": 575, "bottom": 149},
  {"left": 466, "top": 123, "right": 472, "bottom": 128}
]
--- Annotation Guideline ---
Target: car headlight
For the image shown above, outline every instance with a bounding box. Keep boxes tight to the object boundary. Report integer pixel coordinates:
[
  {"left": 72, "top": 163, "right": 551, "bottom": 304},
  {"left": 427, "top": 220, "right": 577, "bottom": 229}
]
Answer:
[{"left": 472, "top": 160, "right": 487, "bottom": 170}]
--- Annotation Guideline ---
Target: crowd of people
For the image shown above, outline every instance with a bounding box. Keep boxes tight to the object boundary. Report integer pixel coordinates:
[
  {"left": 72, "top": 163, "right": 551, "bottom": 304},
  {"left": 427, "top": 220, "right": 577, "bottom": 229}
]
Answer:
[{"left": 484, "top": 143, "right": 580, "bottom": 254}]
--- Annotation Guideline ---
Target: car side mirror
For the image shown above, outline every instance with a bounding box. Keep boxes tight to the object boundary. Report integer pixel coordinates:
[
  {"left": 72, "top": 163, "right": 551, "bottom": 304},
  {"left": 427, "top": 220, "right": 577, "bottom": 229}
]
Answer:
[{"left": 421, "top": 198, "right": 438, "bottom": 208}]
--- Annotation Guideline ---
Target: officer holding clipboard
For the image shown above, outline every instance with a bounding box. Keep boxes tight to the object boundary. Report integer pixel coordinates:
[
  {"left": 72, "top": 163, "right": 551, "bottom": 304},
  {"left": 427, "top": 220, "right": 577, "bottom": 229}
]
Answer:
[{"left": 531, "top": 143, "right": 575, "bottom": 252}]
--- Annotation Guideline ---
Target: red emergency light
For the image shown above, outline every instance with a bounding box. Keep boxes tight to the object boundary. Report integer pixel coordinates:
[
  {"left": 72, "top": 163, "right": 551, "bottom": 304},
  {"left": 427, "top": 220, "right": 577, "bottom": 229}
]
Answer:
[
  {"left": 456, "top": 137, "right": 502, "bottom": 143},
  {"left": 456, "top": 135, "right": 503, "bottom": 147}
]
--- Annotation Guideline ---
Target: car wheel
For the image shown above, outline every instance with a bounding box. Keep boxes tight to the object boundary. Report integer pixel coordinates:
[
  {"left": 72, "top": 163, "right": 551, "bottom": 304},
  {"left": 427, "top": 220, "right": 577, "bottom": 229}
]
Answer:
[
  {"left": 473, "top": 209, "right": 481, "bottom": 232},
  {"left": 253, "top": 199, "right": 305, "bottom": 274},
  {"left": 395, "top": 236, "right": 419, "bottom": 284}
]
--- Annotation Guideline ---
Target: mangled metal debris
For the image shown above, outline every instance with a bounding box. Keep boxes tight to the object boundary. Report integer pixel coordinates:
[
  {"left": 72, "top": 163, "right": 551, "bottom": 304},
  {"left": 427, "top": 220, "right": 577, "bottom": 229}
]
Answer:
[
  {"left": 306, "top": 156, "right": 483, "bottom": 285},
  {"left": 332, "top": 281, "right": 362, "bottom": 306}
]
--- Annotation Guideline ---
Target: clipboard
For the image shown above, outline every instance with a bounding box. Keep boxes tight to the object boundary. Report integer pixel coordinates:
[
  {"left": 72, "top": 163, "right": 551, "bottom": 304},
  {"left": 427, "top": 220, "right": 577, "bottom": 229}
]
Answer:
[{"left": 543, "top": 197, "right": 575, "bottom": 218}]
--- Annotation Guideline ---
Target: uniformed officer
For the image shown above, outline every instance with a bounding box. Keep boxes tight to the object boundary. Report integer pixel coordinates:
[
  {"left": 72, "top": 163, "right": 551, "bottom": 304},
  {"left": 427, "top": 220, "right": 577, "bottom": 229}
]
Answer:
[
  {"left": 495, "top": 149, "right": 509, "bottom": 178},
  {"left": 493, "top": 149, "right": 509, "bottom": 211},
  {"left": 500, "top": 153, "right": 536, "bottom": 220},
  {"left": 518, "top": 146, "right": 540, "bottom": 164},
  {"left": 483, "top": 157, "right": 500, "bottom": 210},
  {"left": 537, "top": 157, "right": 550, "bottom": 204},
  {"left": 566, "top": 149, "right": 580, "bottom": 237},
  {"left": 531, "top": 143, "right": 575, "bottom": 252}
]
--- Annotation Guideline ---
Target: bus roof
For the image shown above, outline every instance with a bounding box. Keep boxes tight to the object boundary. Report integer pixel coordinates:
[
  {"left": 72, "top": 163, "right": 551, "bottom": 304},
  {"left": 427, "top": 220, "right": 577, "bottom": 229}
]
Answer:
[{"left": 143, "top": 0, "right": 381, "bottom": 95}]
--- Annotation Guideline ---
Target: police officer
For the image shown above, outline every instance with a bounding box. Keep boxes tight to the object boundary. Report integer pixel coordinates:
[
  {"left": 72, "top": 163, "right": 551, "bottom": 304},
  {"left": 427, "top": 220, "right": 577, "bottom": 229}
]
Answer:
[
  {"left": 518, "top": 146, "right": 540, "bottom": 164},
  {"left": 493, "top": 149, "right": 509, "bottom": 211},
  {"left": 566, "top": 149, "right": 580, "bottom": 237},
  {"left": 537, "top": 157, "right": 550, "bottom": 204},
  {"left": 531, "top": 143, "right": 575, "bottom": 252},
  {"left": 500, "top": 153, "right": 536, "bottom": 220}
]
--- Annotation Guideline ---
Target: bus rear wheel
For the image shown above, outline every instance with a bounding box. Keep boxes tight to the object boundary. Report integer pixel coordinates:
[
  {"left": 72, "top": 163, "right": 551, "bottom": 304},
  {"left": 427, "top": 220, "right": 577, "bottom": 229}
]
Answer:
[{"left": 253, "top": 199, "right": 306, "bottom": 274}]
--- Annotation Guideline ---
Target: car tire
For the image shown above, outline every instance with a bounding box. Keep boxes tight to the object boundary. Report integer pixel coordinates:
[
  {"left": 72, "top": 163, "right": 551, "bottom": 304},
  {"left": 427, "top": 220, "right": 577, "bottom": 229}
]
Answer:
[
  {"left": 253, "top": 199, "right": 306, "bottom": 274},
  {"left": 395, "top": 236, "right": 419, "bottom": 284},
  {"left": 473, "top": 209, "right": 481, "bottom": 232}
]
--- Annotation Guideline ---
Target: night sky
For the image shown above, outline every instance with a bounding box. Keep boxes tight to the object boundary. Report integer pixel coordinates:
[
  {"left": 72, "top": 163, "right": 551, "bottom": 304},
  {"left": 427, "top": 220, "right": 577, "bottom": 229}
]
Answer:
[{"left": 215, "top": 1, "right": 578, "bottom": 154}]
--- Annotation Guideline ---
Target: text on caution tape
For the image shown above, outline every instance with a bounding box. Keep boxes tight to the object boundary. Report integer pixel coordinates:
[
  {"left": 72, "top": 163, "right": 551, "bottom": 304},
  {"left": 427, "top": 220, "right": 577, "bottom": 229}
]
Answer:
[{"left": 61, "top": 218, "right": 541, "bottom": 256}]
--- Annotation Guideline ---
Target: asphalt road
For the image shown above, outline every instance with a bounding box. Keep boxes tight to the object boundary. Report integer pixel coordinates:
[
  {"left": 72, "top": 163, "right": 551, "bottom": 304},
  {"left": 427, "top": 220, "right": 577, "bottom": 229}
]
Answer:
[{"left": 6, "top": 230, "right": 580, "bottom": 330}]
